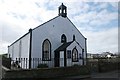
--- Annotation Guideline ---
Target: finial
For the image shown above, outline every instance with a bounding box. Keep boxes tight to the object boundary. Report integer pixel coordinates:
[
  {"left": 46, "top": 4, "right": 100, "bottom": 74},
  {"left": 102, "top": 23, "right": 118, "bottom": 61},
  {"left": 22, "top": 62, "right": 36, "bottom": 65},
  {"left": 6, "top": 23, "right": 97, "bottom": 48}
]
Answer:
[{"left": 29, "top": 28, "right": 32, "bottom": 32}]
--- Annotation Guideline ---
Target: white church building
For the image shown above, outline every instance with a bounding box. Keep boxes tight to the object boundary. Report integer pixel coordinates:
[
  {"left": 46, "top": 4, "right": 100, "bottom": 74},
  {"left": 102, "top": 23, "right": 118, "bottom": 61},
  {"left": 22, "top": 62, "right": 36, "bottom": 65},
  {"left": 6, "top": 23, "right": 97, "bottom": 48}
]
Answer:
[{"left": 8, "top": 3, "right": 87, "bottom": 69}]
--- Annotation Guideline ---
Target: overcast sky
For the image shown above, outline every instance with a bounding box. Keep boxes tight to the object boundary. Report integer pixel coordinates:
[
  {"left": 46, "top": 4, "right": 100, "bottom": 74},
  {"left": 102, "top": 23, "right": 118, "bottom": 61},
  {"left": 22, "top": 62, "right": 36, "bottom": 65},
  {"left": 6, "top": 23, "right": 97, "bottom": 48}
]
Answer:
[{"left": 0, "top": 0, "right": 119, "bottom": 54}]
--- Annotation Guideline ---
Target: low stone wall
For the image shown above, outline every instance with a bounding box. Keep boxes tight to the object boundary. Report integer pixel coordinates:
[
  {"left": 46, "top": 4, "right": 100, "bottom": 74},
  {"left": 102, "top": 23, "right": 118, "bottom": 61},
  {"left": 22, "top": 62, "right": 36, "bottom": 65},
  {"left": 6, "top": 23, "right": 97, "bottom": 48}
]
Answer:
[
  {"left": 3, "top": 66, "right": 90, "bottom": 79},
  {"left": 88, "top": 58, "right": 120, "bottom": 73},
  {"left": 2, "top": 56, "right": 11, "bottom": 69},
  {"left": 98, "top": 61, "right": 119, "bottom": 72}
]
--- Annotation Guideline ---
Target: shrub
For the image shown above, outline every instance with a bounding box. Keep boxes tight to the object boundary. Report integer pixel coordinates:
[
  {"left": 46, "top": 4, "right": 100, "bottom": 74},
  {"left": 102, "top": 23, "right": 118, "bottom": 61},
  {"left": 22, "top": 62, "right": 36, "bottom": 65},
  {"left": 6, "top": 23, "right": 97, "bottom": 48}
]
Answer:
[
  {"left": 72, "top": 64, "right": 80, "bottom": 67},
  {"left": 37, "top": 64, "right": 48, "bottom": 68},
  {"left": 71, "top": 65, "right": 90, "bottom": 75}
]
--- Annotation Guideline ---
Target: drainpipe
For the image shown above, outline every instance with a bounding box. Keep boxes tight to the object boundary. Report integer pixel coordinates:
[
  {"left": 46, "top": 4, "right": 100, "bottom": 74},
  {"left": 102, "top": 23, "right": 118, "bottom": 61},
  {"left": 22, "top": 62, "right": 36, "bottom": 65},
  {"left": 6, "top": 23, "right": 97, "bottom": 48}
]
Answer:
[
  {"left": 29, "top": 29, "right": 32, "bottom": 69},
  {"left": 85, "top": 38, "right": 87, "bottom": 65}
]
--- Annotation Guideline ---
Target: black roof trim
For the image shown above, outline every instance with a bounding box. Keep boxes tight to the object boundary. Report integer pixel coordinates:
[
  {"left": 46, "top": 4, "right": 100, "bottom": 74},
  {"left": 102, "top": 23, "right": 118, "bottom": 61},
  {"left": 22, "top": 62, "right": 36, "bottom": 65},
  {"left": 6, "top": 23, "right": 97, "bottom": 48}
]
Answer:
[
  {"left": 32, "top": 16, "right": 59, "bottom": 31},
  {"left": 66, "top": 17, "right": 86, "bottom": 39},
  {"left": 75, "top": 41, "right": 83, "bottom": 49},
  {"left": 55, "top": 41, "right": 73, "bottom": 52},
  {"left": 9, "top": 32, "right": 30, "bottom": 47}
]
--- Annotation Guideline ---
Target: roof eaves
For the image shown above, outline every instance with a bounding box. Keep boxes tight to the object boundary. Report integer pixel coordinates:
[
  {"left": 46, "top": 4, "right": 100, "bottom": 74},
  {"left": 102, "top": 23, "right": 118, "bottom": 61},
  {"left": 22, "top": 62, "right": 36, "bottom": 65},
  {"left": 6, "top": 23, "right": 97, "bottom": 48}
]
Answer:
[
  {"left": 9, "top": 32, "right": 30, "bottom": 47},
  {"left": 66, "top": 17, "right": 86, "bottom": 39},
  {"left": 55, "top": 41, "right": 73, "bottom": 51}
]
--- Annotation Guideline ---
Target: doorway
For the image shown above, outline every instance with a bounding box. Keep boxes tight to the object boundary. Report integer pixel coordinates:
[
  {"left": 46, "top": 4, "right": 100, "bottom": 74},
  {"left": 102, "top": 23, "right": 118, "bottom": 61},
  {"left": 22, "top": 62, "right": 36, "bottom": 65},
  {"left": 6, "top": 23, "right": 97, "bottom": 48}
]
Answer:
[{"left": 54, "top": 50, "right": 66, "bottom": 67}]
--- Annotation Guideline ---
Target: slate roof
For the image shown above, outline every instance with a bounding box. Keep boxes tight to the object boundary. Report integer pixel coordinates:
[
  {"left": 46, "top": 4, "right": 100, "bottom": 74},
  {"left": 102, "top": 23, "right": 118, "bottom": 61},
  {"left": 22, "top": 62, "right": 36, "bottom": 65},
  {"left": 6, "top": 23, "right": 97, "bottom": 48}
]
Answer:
[
  {"left": 9, "top": 15, "right": 86, "bottom": 47},
  {"left": 55, "top": 41, "right": 73, "bottom": 52}
]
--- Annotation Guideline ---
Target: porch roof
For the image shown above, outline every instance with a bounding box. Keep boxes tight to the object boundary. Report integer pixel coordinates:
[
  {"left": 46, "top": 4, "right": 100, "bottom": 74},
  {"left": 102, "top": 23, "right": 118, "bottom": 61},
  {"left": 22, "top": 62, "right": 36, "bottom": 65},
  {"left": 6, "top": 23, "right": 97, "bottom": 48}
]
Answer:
[{"left": 55, "top": 41, "right": 73, "bottom": 52}]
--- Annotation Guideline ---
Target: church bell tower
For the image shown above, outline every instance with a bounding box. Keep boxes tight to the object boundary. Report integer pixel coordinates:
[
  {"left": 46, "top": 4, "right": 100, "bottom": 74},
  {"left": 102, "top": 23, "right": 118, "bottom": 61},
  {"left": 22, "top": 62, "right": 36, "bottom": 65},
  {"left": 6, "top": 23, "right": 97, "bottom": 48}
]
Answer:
[{"left": 58, "top": 3, "right": 67, "bottom": 18}]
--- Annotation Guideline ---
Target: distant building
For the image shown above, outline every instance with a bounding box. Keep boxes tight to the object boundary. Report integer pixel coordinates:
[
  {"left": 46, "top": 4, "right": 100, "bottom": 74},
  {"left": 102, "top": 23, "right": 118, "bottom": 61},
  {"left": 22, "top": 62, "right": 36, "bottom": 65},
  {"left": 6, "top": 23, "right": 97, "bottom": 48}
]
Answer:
[
  {"left": 8, "top": 3, "right": 87, "bottom": 69},
  {"left": 87, "top": 53, "right": 94, "bottom": 58},
  {"left": 87, "top": 52, "right": 117, "bottom": 59},
  {"left": 101, "top": 52, "right": 117, "bottom": 58}
]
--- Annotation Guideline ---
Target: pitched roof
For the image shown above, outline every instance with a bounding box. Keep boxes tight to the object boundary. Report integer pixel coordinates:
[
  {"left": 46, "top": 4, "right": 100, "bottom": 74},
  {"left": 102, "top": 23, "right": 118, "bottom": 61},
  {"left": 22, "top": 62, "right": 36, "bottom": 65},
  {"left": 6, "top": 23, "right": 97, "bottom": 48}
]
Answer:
[
  {"left": 33, "top": 16, "right": 59, "bottom": 30},
  {"left": 9, "top": 16, "right": 59, "bottom": 47},
  {"left": 9, "top": 15, "right": 86, "bottom": 47},
  {"left": 55, "top": 41, "right": 73, "bottom": 52}
]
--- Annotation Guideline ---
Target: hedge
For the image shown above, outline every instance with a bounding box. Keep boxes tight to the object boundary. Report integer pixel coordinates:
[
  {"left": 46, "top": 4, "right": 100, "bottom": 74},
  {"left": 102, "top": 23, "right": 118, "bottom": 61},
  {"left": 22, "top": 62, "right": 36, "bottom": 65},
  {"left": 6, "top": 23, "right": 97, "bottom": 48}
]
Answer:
[{"left": 3, "top": 65, "right": 90, "bottom": 79}]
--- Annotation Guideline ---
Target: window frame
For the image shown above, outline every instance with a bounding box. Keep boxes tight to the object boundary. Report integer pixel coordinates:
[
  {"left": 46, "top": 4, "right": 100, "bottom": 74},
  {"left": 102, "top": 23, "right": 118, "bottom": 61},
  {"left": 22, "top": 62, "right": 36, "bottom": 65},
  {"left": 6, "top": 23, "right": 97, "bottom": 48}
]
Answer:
[
  {"left": 61, "top": 34, "right": 67, "bottom": 43},
  {"left": 67, "top": 50, "right": 71, "bottom": 59},
  {"left": 42, "top": 39, "right": 51, "bottom": 61},
  {"left": 72, "top": 47, "right": 79, "bottom": 62}
]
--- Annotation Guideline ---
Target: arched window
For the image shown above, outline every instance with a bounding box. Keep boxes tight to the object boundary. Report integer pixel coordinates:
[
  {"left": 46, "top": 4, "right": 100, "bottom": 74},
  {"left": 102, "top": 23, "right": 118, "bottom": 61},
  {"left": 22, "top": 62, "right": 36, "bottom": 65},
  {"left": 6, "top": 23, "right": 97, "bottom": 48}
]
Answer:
[
  {"left": 61, "top": 34, "right": 67, "bottom": 43},
  {"left": 42, "top": 39, "right": 51, "bottom": 61},
  {"left": 72, "top": 47, "right": 78, "bottom": 62}
]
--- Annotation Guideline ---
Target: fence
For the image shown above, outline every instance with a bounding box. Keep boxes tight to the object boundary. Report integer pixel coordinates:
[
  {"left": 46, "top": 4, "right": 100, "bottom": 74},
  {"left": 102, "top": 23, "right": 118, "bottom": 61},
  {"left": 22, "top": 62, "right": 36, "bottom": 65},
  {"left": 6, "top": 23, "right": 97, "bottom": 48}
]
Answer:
[
  {"left": 11, "top": 58, "right": 83, "bottom": 69},
  {"left": 87, "top": 58, "right": 120, "bottom": 73},
  {"left": 11, "top": 58, "right": 29, "bottom": 69},
  {"left": 11, "top": 58, "right": 54, "bottom": 69},
  {"left": 2, "top": 56, "right": 11, "bottom": 69}
]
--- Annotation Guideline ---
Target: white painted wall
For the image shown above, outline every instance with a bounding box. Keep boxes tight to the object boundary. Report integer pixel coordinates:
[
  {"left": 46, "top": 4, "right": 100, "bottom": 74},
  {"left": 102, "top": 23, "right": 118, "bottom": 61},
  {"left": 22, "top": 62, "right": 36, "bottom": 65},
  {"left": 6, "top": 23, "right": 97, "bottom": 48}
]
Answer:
[
  {"left": 8, "top": 33, "right": 30, "bottom": 69},
  {"left": 31, "top": 16, "right": 86, "bottom": 67},
  {"left": 8, "top": 45, "right": 13, "bottom": 59},
  {"left": 8, "top": 41, "right": 19, "bottom": 60},
  {"left": 67, "top": 41, "right": 83, "bottom": 66},
  {"left": 20, "top": 34, "right": 30, "bottom": 59},
  {"left": 8, "top": 33, "right": 30, "bottom": 60}
]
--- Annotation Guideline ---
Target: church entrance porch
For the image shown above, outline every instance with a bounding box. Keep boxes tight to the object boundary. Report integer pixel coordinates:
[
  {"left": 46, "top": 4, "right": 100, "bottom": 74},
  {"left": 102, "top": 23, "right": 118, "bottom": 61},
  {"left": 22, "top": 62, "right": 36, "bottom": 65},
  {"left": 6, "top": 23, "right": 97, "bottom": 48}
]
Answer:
[
  {"left": 54, "top": 50, "right": 66, "bottom": 67},
  {"left": 54, "top": 42, "right": 73, "bottom": 67}
]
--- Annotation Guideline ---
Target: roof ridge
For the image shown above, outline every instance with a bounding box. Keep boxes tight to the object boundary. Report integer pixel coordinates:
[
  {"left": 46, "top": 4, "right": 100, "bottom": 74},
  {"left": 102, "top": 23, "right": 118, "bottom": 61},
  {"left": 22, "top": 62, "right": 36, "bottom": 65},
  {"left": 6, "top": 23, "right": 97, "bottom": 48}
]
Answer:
[{"left": 9, "top": 16, "right": 60, "bottom": 47}]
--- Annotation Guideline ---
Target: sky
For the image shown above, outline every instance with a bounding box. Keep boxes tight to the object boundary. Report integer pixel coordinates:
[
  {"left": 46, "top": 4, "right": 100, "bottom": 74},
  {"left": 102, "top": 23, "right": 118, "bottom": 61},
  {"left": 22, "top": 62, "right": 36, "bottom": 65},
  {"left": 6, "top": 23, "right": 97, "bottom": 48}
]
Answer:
[{"left": 0, "top": 0, "right": 119, "bottom": 54}]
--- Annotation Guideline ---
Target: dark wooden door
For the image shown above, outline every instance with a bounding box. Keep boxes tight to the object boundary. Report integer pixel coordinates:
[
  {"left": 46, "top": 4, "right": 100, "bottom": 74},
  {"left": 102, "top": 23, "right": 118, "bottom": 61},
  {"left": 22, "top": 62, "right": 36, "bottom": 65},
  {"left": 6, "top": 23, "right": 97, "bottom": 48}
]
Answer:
[
  {"left": 54, "top": 51, "right": 60, "bottom": 67},
  {"left": 54, "top": 50, "right": 67, "bottom": 67}
]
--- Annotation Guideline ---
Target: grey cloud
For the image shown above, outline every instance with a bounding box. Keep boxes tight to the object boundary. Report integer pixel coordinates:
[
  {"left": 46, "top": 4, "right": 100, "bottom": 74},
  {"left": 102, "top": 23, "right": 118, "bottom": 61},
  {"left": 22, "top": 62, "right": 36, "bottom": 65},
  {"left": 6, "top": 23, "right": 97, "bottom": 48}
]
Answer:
[
  {"left": 0, "top": 21, "right": 21, "bottom": 43},
  {"left": 81, "top": 27, "right": 118, "bottom": 53},
  {"left": 7, "top": 12, "right": 27, "bottom": 20}
]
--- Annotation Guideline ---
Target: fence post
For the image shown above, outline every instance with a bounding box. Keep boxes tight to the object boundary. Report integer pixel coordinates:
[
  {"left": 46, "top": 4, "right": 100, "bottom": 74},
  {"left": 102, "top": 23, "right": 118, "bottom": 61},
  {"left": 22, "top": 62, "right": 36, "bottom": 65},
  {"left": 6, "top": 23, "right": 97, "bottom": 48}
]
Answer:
[{"left": 26, "top": 58, "right": 27, "bottom": 69}]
